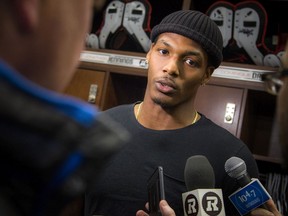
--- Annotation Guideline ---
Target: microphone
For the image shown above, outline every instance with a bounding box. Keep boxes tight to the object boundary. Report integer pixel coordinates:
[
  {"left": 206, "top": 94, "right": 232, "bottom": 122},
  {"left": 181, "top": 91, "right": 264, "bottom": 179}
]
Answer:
[
  {"left": 224, "top": 156, "right": 251, "bottom": 187},
  {"left": 225, "top": 156, "right": 271, "bottom": 215},
  {"left": 182, "top": 155, "right": 225, "bottom": 216}
]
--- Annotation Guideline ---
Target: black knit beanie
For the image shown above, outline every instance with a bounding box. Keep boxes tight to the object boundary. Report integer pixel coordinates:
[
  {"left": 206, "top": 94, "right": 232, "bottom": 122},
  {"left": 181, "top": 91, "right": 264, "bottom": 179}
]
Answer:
[{"left": 151, "top": 10, "right": 223, "bottom": 68}]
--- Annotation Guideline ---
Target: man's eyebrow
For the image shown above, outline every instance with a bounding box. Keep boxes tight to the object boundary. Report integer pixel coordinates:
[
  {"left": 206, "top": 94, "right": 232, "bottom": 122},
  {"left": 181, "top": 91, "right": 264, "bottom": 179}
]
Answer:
[
  {"left": 157, "top": 39, "right": 171, "bottom": 47},
  {"left": 182, "top": 50, "right": 202, "bottom": 57},
  {"left": 157, "top": 39, "right": 202, "bottom": 57}
]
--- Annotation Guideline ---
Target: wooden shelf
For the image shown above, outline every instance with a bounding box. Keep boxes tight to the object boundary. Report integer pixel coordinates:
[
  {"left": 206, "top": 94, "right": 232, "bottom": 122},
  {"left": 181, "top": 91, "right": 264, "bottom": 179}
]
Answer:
[{"left": 253, "top": 154, "right": 283, "bottom": 165}]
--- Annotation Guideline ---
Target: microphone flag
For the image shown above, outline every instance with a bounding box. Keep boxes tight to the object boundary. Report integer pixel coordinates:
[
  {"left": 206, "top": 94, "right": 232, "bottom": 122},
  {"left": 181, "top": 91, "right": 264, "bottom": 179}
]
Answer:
[
  {"left": 229, "top": 178, "right": 271, "bottom": 216},
  {"left": 182, "top": 188, "right": 225, "bottom": 216}
]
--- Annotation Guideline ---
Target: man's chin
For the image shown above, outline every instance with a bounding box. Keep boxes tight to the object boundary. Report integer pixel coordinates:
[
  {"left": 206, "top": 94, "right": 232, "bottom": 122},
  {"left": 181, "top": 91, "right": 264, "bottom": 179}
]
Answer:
[{"left": 152, "top": 98, "right": 169, "bottom": 108}]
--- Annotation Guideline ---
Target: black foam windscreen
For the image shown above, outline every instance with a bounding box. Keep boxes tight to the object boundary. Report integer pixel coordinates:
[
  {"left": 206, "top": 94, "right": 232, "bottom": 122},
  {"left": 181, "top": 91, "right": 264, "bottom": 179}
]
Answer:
[{"left": 184, "top": 155, "right": 215, "bottom": 191}]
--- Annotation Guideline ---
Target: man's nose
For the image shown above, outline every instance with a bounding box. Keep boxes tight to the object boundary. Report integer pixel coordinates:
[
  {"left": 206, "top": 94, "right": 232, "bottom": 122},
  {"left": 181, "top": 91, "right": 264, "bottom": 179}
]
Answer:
[{"left": 163, "top": 58, "right": 180, "bottom": 76}]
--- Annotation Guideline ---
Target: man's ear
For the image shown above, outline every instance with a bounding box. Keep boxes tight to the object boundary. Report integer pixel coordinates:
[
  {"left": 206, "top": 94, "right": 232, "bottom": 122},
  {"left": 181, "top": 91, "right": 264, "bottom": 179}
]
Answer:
[
  {"left": 201, "top": 66, "right": 215, "bottom": 85},
  {"left": 145, "top": 42, "right": 155, "bottom": 63},
  {"left": 13, "top": 0, "right": 39, "bottom": 33}
]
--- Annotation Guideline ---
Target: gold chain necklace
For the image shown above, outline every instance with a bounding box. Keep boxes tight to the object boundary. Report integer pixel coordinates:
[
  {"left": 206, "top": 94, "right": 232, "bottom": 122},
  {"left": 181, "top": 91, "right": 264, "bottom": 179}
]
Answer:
[
  {"left": 136, "top": 102, "right": 142, "bottom": 120},
  {"left": 191, "top": 110, "right": 199, "bottom": 124},
  {"left": 136, "top": 101, "right": 199, "bottom": 125}
]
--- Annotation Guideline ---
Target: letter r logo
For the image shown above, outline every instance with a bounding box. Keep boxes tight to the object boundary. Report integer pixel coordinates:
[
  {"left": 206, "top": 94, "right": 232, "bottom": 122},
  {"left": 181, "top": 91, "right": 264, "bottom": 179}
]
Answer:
[
  {"left": 187, "top": 197, "right": 197, "bottom": 213},
  {"left": 206, "top": 196, "right": 219, "bottom": 211},
  {"left": 184, "top": 194, "right": 199, "bottom": 216},
  {"left": 203, "top": 192, "right": 222, "bottom": 215}
]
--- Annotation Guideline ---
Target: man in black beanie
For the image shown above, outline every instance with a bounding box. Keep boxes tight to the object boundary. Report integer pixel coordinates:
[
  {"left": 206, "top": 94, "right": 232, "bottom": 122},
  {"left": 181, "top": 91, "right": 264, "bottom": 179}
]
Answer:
[{"left": 85, "top": 10, "right": 279, "bottom": 216}]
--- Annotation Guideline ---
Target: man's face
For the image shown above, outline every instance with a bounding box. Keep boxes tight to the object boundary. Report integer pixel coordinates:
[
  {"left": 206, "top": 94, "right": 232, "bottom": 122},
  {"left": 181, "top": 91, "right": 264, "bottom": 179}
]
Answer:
[{"left": 145, "top": 33, "right": 213, "bottom": 107}]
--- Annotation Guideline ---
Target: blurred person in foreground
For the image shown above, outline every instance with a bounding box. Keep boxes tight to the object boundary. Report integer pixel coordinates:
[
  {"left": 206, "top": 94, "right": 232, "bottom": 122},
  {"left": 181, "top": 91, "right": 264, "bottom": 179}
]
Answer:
[
  {"left": 0, "top": 0, "right": 129, "bottom": 216},
  {"left": 276, "top": 42, "right": 288, "bottom": 170},
  {"left": 261, "top": 42, "right": 288, "bottom": 170}
]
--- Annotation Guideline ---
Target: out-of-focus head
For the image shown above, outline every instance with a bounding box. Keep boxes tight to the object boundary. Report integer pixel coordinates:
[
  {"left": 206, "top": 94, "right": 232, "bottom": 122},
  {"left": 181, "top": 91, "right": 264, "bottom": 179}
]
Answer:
[
  {"left": 278, "top": 42, "right": 288, "bottom": 170},
  {"left": 281, "top": 42, "right": 288, "bottom": 69},
  {"left": 0, "top": 0, "right": 97, "bottom": 91},
  {"left": 150, "top": 10, "right": 223, "bottom": 68}
]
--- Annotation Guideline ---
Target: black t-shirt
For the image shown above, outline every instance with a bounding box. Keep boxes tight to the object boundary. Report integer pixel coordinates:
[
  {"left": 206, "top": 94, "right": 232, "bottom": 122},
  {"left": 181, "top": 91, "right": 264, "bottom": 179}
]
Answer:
[{"left": 85, "top": 104, "right": 259, "bottom": 216}]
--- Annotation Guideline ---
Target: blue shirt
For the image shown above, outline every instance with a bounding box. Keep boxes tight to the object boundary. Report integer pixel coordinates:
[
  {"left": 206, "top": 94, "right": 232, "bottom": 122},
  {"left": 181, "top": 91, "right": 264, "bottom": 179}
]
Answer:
[{"left": 0, "top": 59, "right": 98, "bottom": 127}]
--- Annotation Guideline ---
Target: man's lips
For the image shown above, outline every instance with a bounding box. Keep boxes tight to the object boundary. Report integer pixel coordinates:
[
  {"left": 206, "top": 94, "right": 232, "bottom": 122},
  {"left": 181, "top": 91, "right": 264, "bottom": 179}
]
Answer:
[{"left": 155, "top": 78, "right": 177, "bottom": 94}]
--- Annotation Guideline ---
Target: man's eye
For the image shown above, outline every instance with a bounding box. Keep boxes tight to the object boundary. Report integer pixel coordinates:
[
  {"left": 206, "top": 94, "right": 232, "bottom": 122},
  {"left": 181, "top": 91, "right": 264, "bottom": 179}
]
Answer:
[
  {"left": 185, "top": 59, "right": 198, "bottom": 67},
  {"left": 159, "top": 49, "right": 169, "bottom": 55}
]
